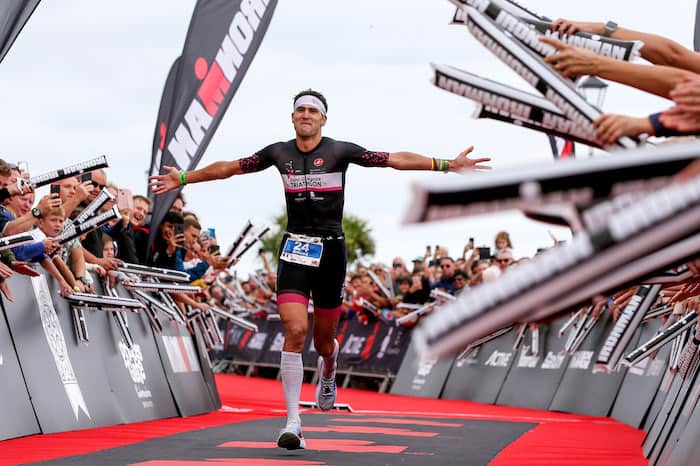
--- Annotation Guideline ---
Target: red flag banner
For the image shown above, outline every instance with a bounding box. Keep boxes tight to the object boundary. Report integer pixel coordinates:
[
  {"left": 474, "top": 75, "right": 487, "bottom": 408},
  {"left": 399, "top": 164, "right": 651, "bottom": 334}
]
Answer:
[{"left": 147, "top": 0, "right": 278, "bottom": 254}]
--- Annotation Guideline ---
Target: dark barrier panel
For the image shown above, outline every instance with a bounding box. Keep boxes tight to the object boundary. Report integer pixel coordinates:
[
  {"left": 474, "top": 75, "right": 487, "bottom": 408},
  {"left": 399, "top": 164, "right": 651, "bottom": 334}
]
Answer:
[
  {"left": 549, "top": 313, "right": 635, "bottom": 416},
  {"left": 214, "top": 316, "right": 411, "bottom": 376},
  {"left": 364, "top": 324, "right": 413, "bottom": 374},
  {"left": 4, "top": 273, "right": 123, "bottom": 432},
  {"left": 609, "top": 320, "right": 669, "bottom": 428},
  {"left": 0, "top": 301, "right": 40, "bottom": 440},
  {"left": 645, "top": 366, "right": 700, "bottom": 463},
  {"left": 390, "top": 340, "right": 454, "bottom": 398},
  {"left": 191, "top": 323, "right": 222, "bottom": 409},
  {"left": 257, "top": 319, "right": 286, "bottom": 366},
  {"left": 338, "top": 320, "right": 383, "bottom": 368},
  {"left": 220, "top": 317, "right": 272, "bottom": 364},
  {"left": 643, "top": 370, "right": 687, "bottom": 458},
  {"left": 666, "top": 384, "right": 700, "bottom": 466},
  {"left": 642, "top": 367, "right": 676, "bottom": 433},
  {"left": 103, "top": 280, "right": 180, "bottom": 422},
  {"left": 496, "top": 320, "right": 571, "bottom": 410},
  {"left": 152, "top": 316, "right": 218, "bottom": 417},
  {"left": 657, "top": 374, "right": 700, "bottom": 465},
  {"left": 441, "top": 327, "right": 518, "bottom": 404}
]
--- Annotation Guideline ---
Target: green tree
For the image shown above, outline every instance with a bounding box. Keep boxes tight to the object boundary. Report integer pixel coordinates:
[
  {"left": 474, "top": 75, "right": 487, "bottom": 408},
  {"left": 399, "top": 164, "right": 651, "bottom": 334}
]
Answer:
[{"left": 259, "top": 209, "right": 375, "bottom": 264}]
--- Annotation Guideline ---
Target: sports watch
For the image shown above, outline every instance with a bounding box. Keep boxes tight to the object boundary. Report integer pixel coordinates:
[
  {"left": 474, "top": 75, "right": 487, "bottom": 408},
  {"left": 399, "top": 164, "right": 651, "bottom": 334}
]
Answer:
[
  {"left": 31, "top": 207, "right": 41, "bottom": 219},
  {"left": 602, "top": 21, "right": 618, "bottom": 37}
]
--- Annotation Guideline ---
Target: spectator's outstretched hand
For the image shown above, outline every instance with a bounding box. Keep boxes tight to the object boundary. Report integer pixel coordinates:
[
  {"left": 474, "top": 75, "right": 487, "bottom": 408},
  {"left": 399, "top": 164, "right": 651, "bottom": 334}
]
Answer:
[
  {"left": 660, "top": 106, "right": 700, "bottom": 133},
  {"left": 550, "top": 18, "right": 603, "bottom": 37},
  {"left": 669, "top": 75, "right": 700, "bottom": 112},
  {"left": 659, "top": 76, "right": 700, "bottom": 132},
  {"left": 449, "top": 146, "right": 491, "bottom": 172},
  {"left": 207, "top": 254, "right": 229, "bottom": 270},
  {"left": 0, "top": 279, "right": 13, "bottom": 302},
  {"left": 59, "top": 280, "right": 73, "bottom": 297},
  {"left": 11, "top": 261, "right": 39, "bottom": 277},
  {"left": 593, "top": 114, "right": 651, "bottom": 146},
  {"left": 149, "top": 165, "right": 181, "bottom": 195},
  {"left": 541, "top": 36, "right": 601, "bottom": 78},
  {"left": 0, "top": 262, "right": 13, "bottom": 280}
]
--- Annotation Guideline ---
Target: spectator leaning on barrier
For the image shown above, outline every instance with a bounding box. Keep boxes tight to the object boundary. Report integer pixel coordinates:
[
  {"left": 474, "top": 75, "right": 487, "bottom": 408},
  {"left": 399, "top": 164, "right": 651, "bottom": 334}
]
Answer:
[
  {"left": 79, "top": 168, "right": 107, "bottom": 257},
  {"left": 30, "top": 205, "right": 81, "bottom": 297},
  {"left": 50, "top": 178, "right": 92, "bottom": 291},
  {"left": 181, "top": 217, "right": 228, "bottom": 282},
  {"left": 469, "top": 259, "right": 490, "bottom": 286},
  {"left": 482, "top": 264, "right": 502, "bottom": 283},
  {"left": 131, "top": 194, "right": 151, "bottom": 264},
  {"left": 453, "top": 269, "right": 468, "bottom": 295},
  {"left": 0, "top": 160, "right": 56, "bottom": 237},
  {"left": 404, "top": 270, "right": 431, "bottom": 304},
  {"left": 170, "top": 192, "right": 185, "bottom": 215},
  {"left": 103, "top": 183, "right": 139, "bottom": 264},
  {"left": 149, "top": 211, "right": 184, "bottom": 270},
  {"left": 432, "top": 256, "right": 457, "bottom": 295},
  {"left": 496, "top": 248, "right": 514, "bottom": 273}
]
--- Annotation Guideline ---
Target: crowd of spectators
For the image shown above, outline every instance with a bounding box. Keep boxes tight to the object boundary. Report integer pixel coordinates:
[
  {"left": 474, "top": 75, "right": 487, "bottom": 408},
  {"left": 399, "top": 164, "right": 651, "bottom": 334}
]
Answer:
[
  {"left": 6, "top": 18, "right": 700, "bottom": 336},
  {"left": 0, "top": 156, "right": 546, "bottom": 333}
]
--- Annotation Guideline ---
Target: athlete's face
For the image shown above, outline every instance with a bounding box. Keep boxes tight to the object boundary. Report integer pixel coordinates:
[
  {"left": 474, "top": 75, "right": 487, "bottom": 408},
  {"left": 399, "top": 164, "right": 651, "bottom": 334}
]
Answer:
[{"left": 292, "top": 104, "right": 326, "bottom": 138}]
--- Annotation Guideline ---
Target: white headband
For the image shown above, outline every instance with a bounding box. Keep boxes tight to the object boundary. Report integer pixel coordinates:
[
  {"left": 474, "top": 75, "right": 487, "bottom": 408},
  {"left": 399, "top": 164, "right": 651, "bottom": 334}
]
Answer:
[{"left": 294, "top": 95, "right": 327, "bottom": 116}]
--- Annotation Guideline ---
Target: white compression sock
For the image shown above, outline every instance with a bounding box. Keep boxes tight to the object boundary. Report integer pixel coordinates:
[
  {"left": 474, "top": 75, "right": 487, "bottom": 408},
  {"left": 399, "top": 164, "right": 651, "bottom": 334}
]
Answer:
[
  {"left": 321, "top": 339, "right": 339, "bottom": 379},
  {"left": 280, "top": 351, "right": 303, "bottom": 423}
]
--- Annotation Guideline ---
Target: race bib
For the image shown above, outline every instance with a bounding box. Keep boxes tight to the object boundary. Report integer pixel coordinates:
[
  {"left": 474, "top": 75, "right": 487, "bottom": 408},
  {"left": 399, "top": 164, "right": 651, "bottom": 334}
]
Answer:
[{"left": 280, "top": 234, "right": 323, "bottom": 267}]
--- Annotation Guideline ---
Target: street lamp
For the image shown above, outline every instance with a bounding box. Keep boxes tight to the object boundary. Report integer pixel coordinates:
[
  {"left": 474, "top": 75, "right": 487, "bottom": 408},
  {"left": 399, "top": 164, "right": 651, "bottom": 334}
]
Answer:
[{"left": 578, "top": 75, "right": 609, "bottom": 155}]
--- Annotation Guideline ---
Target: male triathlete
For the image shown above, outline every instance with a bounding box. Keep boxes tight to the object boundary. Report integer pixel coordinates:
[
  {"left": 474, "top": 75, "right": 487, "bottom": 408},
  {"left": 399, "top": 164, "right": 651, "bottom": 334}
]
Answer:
[{"left": 149, "top": 89, "right": 490, "bottom": 450}]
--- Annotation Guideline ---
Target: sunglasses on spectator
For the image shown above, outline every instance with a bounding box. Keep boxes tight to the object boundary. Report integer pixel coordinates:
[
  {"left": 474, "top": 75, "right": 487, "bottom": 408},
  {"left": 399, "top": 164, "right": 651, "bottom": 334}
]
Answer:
[
  {"left": 497, "top": 258, "right": 512, "bottom": 264},
  {"left": 91, "top": 181, "right": 106, "bottom": 190},
  {"left": 392, "top": 263, "right": 402, "bottom": 268},
  {"left": 440, "top": 263, "right": 453, "bottom": 268}
]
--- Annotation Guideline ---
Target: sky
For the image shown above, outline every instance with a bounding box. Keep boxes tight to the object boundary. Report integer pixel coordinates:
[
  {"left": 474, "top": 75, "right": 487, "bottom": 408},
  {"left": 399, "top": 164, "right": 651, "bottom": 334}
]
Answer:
[{"left": 0, "top": 0, "right": 695, "bottom": 276}]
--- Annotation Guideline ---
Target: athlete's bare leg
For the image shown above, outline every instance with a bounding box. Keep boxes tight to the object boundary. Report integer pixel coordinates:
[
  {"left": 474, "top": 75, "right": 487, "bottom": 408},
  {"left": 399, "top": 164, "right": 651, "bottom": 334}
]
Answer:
[
  {"left": 280, "top": 301, "right": 309, "bottom": 353},
  {"left": 313, "top": 314, "right": 340, "bottom": 359}
]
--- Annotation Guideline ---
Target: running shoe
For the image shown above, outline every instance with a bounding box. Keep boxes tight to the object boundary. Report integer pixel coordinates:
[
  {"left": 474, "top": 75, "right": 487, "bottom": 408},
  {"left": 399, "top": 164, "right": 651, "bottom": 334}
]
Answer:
[
  {"left": 316, "top": 342, "right": 338, "bottom": 411},
  {"left": 277, "top": 419, "right": 306, "bottom": 450}
]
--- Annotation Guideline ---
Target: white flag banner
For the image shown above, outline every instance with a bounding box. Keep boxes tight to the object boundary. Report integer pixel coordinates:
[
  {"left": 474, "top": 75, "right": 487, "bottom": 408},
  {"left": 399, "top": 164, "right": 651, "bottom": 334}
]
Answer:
[
  {"left": 464, "top": 6, "right": 637, "bottom": 149},
  {"left": 403, "top": 139, "right": 700, "bottom": 225},
  {"left": 450, "top": 0, "right": 642, "bottom": 62},
  {"left": 433, "top": 63, "right": 600, "bottom": 147},
  {"left": 450, "top": 0, "right": 546, "bottom": 23},
  {"left": 413, "top": 172, "right": 700, "bottom": 358}
]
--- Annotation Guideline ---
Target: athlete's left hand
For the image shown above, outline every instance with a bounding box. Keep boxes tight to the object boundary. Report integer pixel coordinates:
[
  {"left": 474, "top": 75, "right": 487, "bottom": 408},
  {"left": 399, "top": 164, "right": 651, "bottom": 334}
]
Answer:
[
  {"left": 149, "top": 166, "right": 181, "bottom": 195},
  {"left": 449, "top": 146, "right": 491, "bottom": 172}
]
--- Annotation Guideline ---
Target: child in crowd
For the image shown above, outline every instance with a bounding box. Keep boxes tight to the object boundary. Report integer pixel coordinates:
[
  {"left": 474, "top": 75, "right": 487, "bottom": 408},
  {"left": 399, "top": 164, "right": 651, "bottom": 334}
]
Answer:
[{"left": 30, "top": 206, "right": 80, "bottom": 297}]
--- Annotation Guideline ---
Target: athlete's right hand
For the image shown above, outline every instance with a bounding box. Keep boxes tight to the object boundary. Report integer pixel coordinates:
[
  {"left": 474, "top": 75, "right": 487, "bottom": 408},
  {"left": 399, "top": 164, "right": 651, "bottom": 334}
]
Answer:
[{"left": 149, "top": 166, "right": 181, "bottom": 195}]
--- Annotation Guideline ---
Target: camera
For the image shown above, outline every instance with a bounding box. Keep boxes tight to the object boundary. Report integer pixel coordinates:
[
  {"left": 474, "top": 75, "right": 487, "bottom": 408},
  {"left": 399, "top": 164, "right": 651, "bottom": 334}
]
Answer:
[
  {"left": 17, "top": 178, "right": 29, "bottom": 194},
  {"left": 80, "top": 172, "right": 92, "bottom": 183},
  {"left": 50, "top": 184, "right": 60, "bottom": 195},
  {"left": 208, "top": 244, "right": 220, "bottom": 254},
  {"left": 478, "top": 247, "right": 491, "bottom": 260},
  {"left": 174, "top": 223, "right": 184, "bottom": 236}
]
